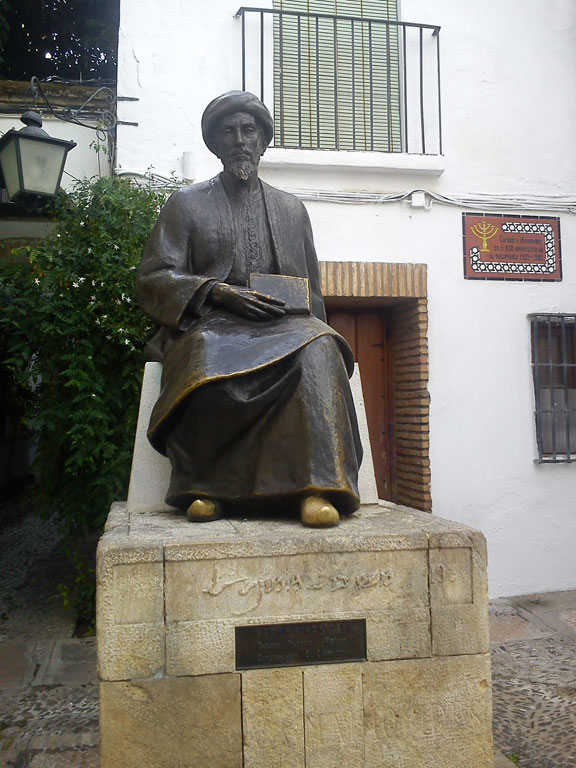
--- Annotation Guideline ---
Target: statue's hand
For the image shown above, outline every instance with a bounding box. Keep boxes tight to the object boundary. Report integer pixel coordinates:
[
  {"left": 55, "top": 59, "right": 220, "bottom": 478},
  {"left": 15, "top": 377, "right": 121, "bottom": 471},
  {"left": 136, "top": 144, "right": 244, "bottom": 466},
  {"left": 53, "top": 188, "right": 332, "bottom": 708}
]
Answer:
[{"left": 209, "top": 282, "right": 285, "bottom": 321}]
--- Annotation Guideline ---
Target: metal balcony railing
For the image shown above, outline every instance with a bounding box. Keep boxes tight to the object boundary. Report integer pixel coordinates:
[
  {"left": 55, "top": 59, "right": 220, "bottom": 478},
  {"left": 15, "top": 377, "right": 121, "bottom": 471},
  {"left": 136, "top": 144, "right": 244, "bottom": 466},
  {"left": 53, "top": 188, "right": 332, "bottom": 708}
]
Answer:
[{"left": 235, "top": 6, "right": 442, "bottom": 155}]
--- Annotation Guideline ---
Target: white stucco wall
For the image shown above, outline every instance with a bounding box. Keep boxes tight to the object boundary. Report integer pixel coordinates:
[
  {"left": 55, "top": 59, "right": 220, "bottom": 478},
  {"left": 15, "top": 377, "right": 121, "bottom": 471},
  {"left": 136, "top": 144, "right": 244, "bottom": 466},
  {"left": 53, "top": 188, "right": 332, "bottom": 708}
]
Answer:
[
  {"left": 116, "top": 0, "right": 576, "bottom": 194},
  {"left": 115, "top": 0, "right": 576, "bottom": 598},
  {"left": 302, "top": 198, "right": 576, "bottom": 599}
]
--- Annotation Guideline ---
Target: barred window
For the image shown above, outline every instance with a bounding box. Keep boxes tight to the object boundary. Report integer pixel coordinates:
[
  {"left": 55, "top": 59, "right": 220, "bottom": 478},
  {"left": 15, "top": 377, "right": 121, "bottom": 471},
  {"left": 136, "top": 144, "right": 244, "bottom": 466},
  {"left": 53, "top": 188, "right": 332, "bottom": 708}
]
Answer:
[{"left": 530, "top": 314, "right": 576, "bottom": 462}]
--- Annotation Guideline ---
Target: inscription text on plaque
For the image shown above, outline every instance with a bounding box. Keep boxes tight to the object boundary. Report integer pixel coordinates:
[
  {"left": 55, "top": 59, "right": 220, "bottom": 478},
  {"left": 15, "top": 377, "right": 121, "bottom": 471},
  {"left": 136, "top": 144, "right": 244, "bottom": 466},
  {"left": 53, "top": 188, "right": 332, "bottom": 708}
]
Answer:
[{"left": 235, "top": 619, "right": 367, "bottom": 670}]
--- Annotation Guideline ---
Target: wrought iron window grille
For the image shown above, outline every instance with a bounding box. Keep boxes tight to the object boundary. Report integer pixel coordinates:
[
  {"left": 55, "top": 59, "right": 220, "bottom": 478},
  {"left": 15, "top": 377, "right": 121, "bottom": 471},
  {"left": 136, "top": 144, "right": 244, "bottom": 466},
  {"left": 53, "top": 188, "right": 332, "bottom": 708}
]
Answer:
[
  {"left": 234, "top": 6, "right": 442, "bottom": 155},
  {"left": 530, "top": 313, "right": 576, "bottom": 463}
]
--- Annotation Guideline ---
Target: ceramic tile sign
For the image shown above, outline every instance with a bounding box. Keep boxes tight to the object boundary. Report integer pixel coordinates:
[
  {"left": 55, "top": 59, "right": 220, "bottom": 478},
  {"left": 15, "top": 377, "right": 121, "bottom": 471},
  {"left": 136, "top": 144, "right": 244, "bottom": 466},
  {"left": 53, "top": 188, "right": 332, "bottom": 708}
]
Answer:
[{"left": 463, "top": 213, "right": 562, "bottom": 281}]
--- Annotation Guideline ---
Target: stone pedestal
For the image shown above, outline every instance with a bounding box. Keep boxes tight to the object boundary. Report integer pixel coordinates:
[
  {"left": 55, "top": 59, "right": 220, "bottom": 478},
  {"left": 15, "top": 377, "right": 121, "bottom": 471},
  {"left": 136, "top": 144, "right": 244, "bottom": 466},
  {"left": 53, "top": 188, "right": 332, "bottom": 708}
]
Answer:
[{"left": 97, "top": 502, "right": 493, "bottom": 767}]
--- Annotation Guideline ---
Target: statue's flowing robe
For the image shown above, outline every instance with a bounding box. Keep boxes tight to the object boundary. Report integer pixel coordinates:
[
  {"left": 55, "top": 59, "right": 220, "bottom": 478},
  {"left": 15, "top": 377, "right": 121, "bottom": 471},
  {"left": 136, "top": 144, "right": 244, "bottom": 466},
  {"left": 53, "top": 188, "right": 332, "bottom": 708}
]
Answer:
[{"left": 135, "top": 174, "right": 363, "bottom": 514}]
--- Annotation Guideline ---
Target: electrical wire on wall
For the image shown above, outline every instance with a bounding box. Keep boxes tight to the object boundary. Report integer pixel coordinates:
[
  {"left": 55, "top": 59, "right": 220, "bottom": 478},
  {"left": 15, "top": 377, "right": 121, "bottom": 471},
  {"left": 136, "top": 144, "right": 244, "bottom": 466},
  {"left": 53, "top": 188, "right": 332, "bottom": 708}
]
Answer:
[
  {"left": 283, "top": 187, "right": 576, "bottom": 213},
  {"left": 114, "top": 170, "right": 576, "bottom": 214}
]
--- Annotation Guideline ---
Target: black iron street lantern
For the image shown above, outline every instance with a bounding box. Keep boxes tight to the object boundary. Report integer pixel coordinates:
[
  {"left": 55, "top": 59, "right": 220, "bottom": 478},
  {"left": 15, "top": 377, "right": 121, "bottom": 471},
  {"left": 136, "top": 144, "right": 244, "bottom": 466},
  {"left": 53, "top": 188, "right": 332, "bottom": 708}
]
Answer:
[{"left": 0, "top": 111, "right": 76, "bottom": 203}]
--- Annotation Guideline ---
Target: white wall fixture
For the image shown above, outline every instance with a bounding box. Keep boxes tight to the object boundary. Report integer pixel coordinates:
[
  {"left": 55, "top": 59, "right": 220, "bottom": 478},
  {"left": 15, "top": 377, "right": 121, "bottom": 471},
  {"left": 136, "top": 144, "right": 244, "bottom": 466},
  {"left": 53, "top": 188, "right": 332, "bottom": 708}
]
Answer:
[{"left": 181, "top": 151, "right": 195, "bottom": 182}]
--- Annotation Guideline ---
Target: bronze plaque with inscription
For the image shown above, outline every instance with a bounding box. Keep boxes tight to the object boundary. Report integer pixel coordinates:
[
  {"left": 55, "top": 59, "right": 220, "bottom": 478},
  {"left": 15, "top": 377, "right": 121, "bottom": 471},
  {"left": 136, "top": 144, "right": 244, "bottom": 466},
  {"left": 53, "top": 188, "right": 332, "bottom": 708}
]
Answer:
[{"left": 235, "top": 619, "right": 367, "bottom": 670}]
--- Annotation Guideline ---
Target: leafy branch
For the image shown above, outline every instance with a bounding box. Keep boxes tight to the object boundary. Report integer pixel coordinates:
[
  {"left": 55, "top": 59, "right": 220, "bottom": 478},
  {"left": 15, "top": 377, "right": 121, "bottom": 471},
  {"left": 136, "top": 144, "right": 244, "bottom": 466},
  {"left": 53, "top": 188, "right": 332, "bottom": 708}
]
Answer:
[{"left": 0, "top": 175, "right": 168, "bottom": 536}]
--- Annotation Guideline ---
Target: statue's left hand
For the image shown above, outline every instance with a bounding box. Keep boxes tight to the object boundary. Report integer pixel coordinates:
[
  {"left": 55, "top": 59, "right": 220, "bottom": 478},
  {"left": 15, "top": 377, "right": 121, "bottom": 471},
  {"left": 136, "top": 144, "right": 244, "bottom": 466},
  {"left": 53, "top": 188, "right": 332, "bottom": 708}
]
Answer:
[{"left": 209, "top": 282, "right": 285, "bottom": 321}]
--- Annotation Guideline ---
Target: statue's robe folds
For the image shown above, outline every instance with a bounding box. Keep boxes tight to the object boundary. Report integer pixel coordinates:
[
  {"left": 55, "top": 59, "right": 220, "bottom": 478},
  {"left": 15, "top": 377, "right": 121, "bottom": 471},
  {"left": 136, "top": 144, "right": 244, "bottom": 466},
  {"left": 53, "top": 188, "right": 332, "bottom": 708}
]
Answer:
[{"left": 136, "top": 174, "right": 363, "bottom": 515}]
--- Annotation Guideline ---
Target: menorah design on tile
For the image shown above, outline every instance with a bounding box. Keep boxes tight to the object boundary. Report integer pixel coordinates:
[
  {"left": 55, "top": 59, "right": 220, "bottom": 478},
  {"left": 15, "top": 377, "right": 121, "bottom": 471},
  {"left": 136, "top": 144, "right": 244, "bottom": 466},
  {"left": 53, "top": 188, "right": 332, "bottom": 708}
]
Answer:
[{"left": 470, "top": 221, "right": 499, "bottom": 253}]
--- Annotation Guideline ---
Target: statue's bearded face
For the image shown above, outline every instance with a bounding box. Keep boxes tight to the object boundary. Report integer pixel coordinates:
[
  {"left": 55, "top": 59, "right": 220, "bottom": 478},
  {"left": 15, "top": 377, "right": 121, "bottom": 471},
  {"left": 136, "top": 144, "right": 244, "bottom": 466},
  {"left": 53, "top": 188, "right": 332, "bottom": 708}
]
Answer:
[{"left": 215, "top": 111, "right": 266, "bottom": 181}]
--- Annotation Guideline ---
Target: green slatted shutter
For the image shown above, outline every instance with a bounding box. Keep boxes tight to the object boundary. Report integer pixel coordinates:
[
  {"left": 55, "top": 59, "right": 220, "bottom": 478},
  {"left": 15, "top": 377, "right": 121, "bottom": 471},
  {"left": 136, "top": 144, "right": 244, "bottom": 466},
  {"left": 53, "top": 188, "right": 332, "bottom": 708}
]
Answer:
[{"left": 273, "top": 0, "right": 401, "bottom": 151}]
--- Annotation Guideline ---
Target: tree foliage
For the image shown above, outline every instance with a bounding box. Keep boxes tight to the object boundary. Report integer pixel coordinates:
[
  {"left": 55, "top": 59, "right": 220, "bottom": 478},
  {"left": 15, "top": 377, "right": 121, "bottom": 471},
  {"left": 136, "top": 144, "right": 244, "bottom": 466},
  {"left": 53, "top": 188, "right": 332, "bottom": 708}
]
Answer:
[
  {"left": 0, "top": 176, "right": 168, "bottom": 535},
  {"left": 0, "top": 2, "right": 11, "bottom": 67},
  {"left": 0, "top": 0, "right": 119, "bottom": 81}
]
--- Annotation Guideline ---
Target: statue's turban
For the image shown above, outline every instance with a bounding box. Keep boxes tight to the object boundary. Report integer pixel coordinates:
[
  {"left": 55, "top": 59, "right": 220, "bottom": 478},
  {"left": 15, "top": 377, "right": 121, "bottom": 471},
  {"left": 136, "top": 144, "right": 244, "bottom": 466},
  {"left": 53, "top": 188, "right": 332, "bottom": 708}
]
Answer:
[{"left": 201, "top": 91, "right": 274, "bottom": 155}]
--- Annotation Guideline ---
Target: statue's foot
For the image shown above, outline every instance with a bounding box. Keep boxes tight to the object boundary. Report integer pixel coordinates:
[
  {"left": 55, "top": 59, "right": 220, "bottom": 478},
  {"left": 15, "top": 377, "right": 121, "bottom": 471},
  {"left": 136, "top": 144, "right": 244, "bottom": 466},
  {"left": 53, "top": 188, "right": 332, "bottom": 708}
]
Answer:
[
  {"left": 186, "top": 499, "right": 222, "bottom": 522},
  {"left": 300, "top": 496, "right": 339, "bottom": 528}
]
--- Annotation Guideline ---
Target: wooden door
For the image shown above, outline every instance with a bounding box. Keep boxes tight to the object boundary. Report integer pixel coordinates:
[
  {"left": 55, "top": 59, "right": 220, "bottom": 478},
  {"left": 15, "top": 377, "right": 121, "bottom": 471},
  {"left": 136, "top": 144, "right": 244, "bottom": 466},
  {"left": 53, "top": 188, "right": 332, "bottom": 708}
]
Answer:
[{"left": 328, "top": 310, "right": 396, "bottom": 501}]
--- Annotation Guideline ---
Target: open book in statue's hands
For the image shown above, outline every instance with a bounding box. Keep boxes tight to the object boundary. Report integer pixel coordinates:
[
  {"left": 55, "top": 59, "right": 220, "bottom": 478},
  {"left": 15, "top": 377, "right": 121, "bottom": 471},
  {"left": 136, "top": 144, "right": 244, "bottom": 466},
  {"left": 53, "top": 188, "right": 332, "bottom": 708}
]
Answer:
[{"left": 249, "top": 274, "right": 311, "bottom": 315}]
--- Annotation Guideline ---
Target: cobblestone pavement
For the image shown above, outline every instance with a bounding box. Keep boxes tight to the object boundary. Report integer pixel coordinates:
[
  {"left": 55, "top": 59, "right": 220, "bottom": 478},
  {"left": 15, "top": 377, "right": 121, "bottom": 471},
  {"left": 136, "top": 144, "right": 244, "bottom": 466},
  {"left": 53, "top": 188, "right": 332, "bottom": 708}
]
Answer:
[
  {"left": 491, "top": 593, "right": 576, "bottom": 768},
  {"left": 0, "top": 506, "right": 575, "bottom": 767},
  {"left": 0, "top": 502, "right": 98, "bottom": 767}
]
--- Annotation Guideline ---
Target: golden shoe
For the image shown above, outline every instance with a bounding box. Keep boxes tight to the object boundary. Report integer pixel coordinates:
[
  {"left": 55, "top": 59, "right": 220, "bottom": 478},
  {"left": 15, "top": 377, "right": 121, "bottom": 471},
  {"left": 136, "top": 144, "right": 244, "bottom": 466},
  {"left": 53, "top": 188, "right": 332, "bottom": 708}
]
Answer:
[
  {"left": 300, "top": 496, "right": 339, "bottom": 528},
  {"left": 186, "top": 499, "right": 222, "bottom": 522}
]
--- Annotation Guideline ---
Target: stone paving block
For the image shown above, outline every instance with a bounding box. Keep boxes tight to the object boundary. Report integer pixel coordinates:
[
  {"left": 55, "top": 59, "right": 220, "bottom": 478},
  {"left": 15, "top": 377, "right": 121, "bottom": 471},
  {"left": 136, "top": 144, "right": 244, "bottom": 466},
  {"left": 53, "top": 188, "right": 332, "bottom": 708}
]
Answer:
[
  {"left": 491, "top": 635, "right": 576, "bottom": 768},
  {"left": 0, "top": 641, "right": 49, "bottom": 689},
  {"left": 303, "top": 663, "right": 364, "bottom": 767},
  {"left": 33, "top": 638, "right": 97, "bottom": 686},
  {"left": 27, "top": 731, "right": 99, "bottom": 750},
  {"left": 0, "top": 680, "right": 99, "bottom": 765},
  {"left": 363, "top": 654, "right": 493, "bottom": 767},
  {"left": 489, "top": 613, "right": 550, "bottom": 643},
  {"left": 512, "top": 590, "right": 576, "bottom": 639},
  {"left": 242, "top": 667, "right": 305, "bottom": 768},
  {"left": 560, "top": 609, "right": 576, "bottom": 633},
  {"left": 514, "top": 589, "right": 576, "bottom": 613},
  {"left": 494, "top": 753, "right": 515, "bottom": 768},
  {"left": 27, "top": 748, "right": 99, "bottom": 768},
  {"left": 0, "top": 737, "right": 32, "bottom": 765},
  {"left": 25, "top": 731, "right": 99, "bottom": 753},
  {"left": 100, "top": 674, "right": 242, "bottom": 768},
  {"left": 489, "top": 599, "right": 552, "bottom": 643}
]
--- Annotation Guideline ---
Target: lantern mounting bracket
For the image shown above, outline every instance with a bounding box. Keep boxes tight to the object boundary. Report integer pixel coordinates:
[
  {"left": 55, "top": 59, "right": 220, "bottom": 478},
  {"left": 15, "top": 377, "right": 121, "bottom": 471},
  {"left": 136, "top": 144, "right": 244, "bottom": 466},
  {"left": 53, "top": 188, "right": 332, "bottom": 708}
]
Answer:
[{"left": 26, "top": 76, "right": 117, "bottom": 136}]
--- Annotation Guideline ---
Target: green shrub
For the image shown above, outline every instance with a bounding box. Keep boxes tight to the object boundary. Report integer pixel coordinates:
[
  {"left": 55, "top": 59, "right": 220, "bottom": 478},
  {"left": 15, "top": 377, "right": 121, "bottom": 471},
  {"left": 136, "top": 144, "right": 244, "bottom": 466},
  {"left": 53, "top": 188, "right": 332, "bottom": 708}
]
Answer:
[{"left": 0, "top": 175, "right": 168, "bottom": 536}]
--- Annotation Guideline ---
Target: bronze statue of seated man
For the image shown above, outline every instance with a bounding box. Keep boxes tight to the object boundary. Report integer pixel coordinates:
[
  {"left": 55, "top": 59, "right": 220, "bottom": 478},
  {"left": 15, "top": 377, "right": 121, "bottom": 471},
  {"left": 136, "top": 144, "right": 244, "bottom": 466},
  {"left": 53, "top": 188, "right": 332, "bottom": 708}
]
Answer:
[{"left": 136, "top": 91, "right": 363, "bottom": 527}]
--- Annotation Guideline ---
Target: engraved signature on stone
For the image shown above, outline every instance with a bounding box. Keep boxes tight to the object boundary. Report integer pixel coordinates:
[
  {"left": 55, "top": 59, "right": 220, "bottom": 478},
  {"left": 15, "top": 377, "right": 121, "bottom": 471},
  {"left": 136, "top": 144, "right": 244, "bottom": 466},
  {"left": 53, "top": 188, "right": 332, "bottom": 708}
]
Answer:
[
  {"left": 430, "top": 564, "right": 457, "bottom": 584},
  {"left": 367, "top": 695, "right": 486, "bottom": 744},
  {"left": 202, "top": 566, "right": 394, "bottom": 614}
]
